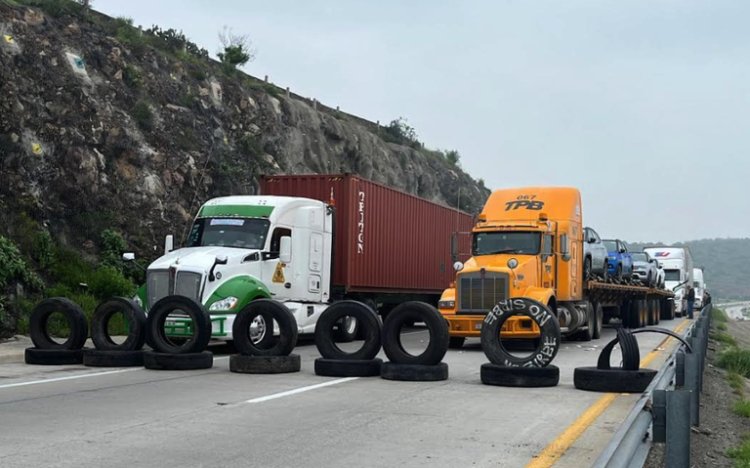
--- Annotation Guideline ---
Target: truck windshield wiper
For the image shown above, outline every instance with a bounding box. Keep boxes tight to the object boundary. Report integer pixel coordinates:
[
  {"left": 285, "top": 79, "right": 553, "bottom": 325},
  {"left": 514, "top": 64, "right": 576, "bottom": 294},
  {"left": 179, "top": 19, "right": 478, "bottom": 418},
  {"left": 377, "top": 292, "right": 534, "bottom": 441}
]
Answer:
[{"left": 483, "top": 248, "right": 519, "bottom": 255}]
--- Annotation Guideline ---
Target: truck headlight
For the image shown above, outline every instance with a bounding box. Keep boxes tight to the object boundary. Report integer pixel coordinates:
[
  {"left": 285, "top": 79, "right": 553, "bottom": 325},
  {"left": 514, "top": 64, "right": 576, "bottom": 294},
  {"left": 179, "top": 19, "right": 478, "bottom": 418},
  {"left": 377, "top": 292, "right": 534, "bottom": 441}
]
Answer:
[
  {"left": 438, "top": 300, "right": 456, "bottom": 309},
  {"left": 209, "top": 296, "right": 239, "bottom": 311}
]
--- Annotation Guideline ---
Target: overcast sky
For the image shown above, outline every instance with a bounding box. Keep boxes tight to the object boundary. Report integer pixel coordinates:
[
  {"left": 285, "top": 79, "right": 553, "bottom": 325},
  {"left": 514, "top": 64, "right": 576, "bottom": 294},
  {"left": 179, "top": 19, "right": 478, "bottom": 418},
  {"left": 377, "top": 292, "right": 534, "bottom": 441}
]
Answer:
[{"left": 95, "top": 0, "right": 749, "bottom": 244}]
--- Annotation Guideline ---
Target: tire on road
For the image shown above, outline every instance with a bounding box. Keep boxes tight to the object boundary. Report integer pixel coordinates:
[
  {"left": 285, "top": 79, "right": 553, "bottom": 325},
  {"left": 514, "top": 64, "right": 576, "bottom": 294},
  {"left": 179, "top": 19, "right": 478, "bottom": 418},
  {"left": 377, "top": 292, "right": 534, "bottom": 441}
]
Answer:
[
  {"left": 574, "top": 367, "right": 657, "bottom": 393},
  {"left": 380, "top": 361, "right": 448, "bottom": 382},
  {"left": 597, "top": 327, "right": 641, "bottom": 371},
  {"left": 83, "top": 349, "right": 144, "bottom": 367},
  {"left": 480, "top": 363, "right": 560, "bottom": 387},
  {"left": 91, "top": 297, "right": 147, "bottom": 351},
  {"left": 232, "top": 299, "right": 297, "bottom": 356},
  {"left": 314, "top": 358, "right": 383, "bottom": 377},
  {"left": 480, "top": 298, "right": 561, "bottom": 367},
  {"left": 24, "top": 347, "right": 84, "bottom": 365},
  {"left": 230, "top": 354, "right": 301, "bottom": 374},
  {"left": 315, "top": 301, "right": 381, "bottom": 360},
  {"left": 29, "top": 297, "right": 88, "bottom": 350},
  {"left": 382, "top": 301, "right": 449, "bottom": 366},
  {"left": 146, "top": 296, "right": 212, "bottom": 354},
  {"left": 143, "top": 351, "right": 213, "bottom": 370}
]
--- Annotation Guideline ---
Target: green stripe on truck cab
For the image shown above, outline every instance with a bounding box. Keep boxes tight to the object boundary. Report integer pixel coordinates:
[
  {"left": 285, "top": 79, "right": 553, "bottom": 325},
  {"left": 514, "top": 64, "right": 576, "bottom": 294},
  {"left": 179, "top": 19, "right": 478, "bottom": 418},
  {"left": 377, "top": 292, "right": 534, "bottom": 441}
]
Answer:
[{"left": 198, "top": 205, "right": 274, "bottom": 218}]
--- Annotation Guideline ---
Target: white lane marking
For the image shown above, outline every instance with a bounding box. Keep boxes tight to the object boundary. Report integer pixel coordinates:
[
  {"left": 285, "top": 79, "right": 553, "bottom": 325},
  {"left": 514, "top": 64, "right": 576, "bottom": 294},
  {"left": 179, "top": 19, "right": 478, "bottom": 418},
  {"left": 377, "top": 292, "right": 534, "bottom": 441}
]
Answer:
[
  {"left": 243, "top": 377, "right": 359, "bottom": 404},
  {"left": 0, "top": 355, "right": 231, "bottom": 390}
]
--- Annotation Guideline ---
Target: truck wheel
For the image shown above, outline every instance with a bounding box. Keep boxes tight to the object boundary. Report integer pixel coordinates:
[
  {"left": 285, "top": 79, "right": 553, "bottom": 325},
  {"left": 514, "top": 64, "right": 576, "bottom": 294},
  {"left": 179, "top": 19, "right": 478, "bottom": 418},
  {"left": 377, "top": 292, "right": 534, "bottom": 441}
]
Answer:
[
  {"left": 233, "top": 299, "right": 297, "bottom": 356},
  {"left": 592, "top": 302, "right": 603, "bottom": 339},
  {"left": 574, "top": 367, "right": 657, "bottom": 393},
  {"left": 380, "top": 362, "right": 449, "bottom": 382},
  {"left": 24, "top": 347, "right": 84, "bottom": 365},
  {"left": 143, "top": 351, "right": 213, "bottom": 370},
  {"left": 583, "top": 257, "right": 592, "bottom": 281},
  {"left": 332, "top": 315, "right": 359, "bottom": 343},
  {"left": 481, "top": 363, "right": 559, "bottom": 387},
  {"left": 616, "top": 264, "right": 623, "bottom": 281},
  {"left": 602, "top": 262, "right": 609, "bottom": 282},
  {"left": 480, "top": 298, "right": 561, "bottom": 367},
  {"left": 83, "top": 349, "right": 144, "bottom": 367},
  {"left": 315, "top": 300, "right": 381, "bottom": 360},
  {"left": 314, "top": 358, "right": 383, "bottom": 377},
  {"left": 449, "top": 337, "right": 466, "bottom": 349},
  {"left": 647, "top": 300, "right": 656, "bottom": 326},
  {"left": 146, "top": 296, "right": 212, "bottom": 354},
  {"left": 29, "top": 297, "right": 88, "bottom": 350},
  {"left": 90, "top": 297, "right": 147, "bottom": 351},
  {"left": 598, "top": 328, "right": 640, "bottom": 371},
  {"left": 382, "top": 301, "right": 449, "bottom": 366},
  {"left": 230, "top": 354, "right": 301, "bottom": 374}
]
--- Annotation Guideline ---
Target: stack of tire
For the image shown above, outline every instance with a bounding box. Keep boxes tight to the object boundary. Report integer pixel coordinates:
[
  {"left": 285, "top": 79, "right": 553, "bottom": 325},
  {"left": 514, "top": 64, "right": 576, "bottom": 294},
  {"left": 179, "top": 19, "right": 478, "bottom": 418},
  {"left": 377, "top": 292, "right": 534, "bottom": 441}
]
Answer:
[
  {"left": 84, "top": 297, "right": 146, "bottom": 367},
  {"left": 480, "top": 298, "right": 561, "bottom": 387},
  {"left": 230, "top": 299, "right": 300, "bottom": 374},
  {"left": 143, "top": 296, "right": 213, "bottom": 370},
  {"left": 380, "top": 301, "right": 449, "bottom": 382},
  {"left": 314, "top": 301, "right": 383, "bottom": 377},
  {"left": 25, "top": 297, "right": 89, "bottom": 365}
]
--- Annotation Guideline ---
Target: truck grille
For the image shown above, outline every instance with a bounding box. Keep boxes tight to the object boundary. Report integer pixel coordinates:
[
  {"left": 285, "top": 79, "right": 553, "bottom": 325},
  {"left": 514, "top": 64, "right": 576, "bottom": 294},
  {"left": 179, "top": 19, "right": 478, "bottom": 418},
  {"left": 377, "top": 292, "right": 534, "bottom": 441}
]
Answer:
[
  {"left": 147, "top": 269, "right": 203, "bottom": 308},
  {"left": 457, "top": 272, "right": 508, "bottom": 314}
]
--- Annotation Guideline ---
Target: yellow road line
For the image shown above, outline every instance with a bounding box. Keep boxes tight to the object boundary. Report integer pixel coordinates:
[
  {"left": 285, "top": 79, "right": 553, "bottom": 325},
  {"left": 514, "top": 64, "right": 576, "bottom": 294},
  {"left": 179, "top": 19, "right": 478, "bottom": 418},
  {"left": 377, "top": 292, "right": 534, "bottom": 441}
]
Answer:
[{"left": 526, "top": 317, "right": 693, "bottom": 467}]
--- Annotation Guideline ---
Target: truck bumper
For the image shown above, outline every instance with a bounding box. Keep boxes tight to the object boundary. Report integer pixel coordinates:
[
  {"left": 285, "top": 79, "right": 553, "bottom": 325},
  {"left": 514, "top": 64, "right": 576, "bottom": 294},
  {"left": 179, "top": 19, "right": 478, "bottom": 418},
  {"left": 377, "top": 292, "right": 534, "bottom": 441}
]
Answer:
[
  {"left": 443, "top": 314, "right": 541, "bottom": 339},
  {"left": 164, "top": 314, "right": 233, "bottom": 340}
]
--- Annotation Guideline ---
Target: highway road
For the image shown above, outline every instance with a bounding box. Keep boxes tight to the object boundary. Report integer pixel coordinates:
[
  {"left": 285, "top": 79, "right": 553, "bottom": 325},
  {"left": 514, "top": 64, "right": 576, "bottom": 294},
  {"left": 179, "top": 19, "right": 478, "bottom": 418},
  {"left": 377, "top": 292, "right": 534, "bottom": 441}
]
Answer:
[{"left": 0, "top": 317, "right": 689, "bottom": 468}]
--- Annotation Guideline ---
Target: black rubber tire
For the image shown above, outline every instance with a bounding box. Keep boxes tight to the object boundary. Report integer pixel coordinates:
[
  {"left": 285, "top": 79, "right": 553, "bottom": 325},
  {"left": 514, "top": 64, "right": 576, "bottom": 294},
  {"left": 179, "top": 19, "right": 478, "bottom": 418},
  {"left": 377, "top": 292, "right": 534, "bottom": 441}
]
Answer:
[
  {"left": 616, "top": 264, "right": 623, "bottom": 281},
  {"left": 83, "top": 349, "right": 144, "bottom": 367},
  {"left": 592, "top": 302, "right": 603, "bottom": 340},
  {"left": 646, "top": 300, "right": 656, "bottom": 326},
  {"left": 449, "top": 336, "right": 466, "bottom": 349},
  {"left": 601, "top": 262, "right": 609, "bottom": 282},
  {"left": 24, "top": 347, "right": 84, "bottom": 365},
  {"left": 143, "top": 351, "right": 213, "bottom": 370},
  {"left": 583, "top": 257, "right": 592, "bottom": 281},
  {"left": 380, "top": 361, "right": 449, "bottom": 382},
  {"left": 382, "top": 301, "right": 449, "bottom": 366},
  {"left": 481, "top": 298, "right": 561, "bottom": 367},
  {"left": 315, "top": 300, "right": 381, "bottom": 360},
  {"left": 314, "top": 358, "right": 383, "bottom": 377},
  {"left": 230, "top": 354, "right": 301, "bottom": 374},
  {"left": 574, "top": 367, "right": 657, "bottom": 393},
  {"left": 91, "top": 297, "right": 147, "bottom": 351},
  {"left": 597, "top": 327, "right": 640, "bottom": 371},
  {"left": 332, "top": 315, "right": 360, "bottom": 343},
  {"left": 232, "top": 299, "right": 297, "bottom": 356},
  {"left": 577, "top": 303, "right": 595, "bottom": 342},
  {"left": 29, "top": 297, "right": 88, "bottom": 350},
  {"left": 480, "top": 363, "right": 560, "bottom": 387},
  {"left": 146, "top": 296, "right": 212, "bottom": 354}
]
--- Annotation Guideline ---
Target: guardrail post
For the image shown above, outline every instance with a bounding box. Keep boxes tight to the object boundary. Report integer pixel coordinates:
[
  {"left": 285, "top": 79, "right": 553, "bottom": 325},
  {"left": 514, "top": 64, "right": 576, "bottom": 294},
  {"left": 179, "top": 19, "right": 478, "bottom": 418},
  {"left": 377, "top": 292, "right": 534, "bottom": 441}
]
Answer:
[
  {"left": 675, "top": 351, "right": 685, "bottom": 387},
  {"left": 653, "top": 389, "right": 667, "bottom": 443},
  {"left": 666, "top": 389, "right": 691, "bottom": 468},
  {"left": 684, "top": 352, "right": 700, "bottom": 426}
]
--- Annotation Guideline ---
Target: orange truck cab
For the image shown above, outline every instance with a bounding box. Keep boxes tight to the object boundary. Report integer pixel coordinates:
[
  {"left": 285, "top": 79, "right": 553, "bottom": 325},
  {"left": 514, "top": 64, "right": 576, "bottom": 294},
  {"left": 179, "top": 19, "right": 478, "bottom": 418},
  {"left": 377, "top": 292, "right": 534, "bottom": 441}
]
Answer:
[{"left": 439, "top": 187, "right": 594, "bottom": 346}]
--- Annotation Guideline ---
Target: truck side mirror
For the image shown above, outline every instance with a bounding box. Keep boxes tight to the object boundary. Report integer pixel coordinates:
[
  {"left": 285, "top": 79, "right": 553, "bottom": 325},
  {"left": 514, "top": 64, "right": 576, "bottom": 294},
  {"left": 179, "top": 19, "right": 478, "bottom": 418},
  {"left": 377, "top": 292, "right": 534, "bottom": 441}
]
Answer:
[
  {"left": 279, "top": 236, "right": 292, "bottom": 264},
  {"left": 122, "top": 253, "right": 135, "bottom": 261},
  {"left": 164, "top": 234, "right": 174, "bottom": 255}
]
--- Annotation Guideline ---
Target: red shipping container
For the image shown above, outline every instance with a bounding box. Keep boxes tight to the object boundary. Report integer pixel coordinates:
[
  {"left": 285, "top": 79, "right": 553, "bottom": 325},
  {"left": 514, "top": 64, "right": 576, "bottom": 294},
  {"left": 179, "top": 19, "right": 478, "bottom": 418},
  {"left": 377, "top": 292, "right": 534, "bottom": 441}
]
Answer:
[{"left": 260, "top": 174, "right": 474, "bottom": 295}]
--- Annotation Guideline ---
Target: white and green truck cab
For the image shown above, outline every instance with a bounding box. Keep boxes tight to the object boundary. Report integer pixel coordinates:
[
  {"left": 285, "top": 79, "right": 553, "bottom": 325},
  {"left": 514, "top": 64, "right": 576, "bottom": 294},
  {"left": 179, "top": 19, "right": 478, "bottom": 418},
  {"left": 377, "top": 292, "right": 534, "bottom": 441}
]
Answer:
[{"left": 128, "top": 195, "right": 334, "bottom": 340}]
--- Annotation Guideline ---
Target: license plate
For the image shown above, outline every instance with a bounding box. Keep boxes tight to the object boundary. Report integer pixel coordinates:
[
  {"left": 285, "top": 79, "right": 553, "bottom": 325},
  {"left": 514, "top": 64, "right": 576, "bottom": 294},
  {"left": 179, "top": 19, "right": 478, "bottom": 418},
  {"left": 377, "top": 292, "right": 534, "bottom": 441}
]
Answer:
[{"left": 474, "top": 323, "right": 482, "bottom": 330}]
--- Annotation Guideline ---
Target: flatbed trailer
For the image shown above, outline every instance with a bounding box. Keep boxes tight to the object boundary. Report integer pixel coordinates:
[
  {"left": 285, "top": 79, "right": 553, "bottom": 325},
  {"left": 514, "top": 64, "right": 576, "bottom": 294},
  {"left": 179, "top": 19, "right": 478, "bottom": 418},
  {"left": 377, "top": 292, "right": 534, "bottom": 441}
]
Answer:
[{"left": 585, "top": 280, "right": 676, "bottom": 328}]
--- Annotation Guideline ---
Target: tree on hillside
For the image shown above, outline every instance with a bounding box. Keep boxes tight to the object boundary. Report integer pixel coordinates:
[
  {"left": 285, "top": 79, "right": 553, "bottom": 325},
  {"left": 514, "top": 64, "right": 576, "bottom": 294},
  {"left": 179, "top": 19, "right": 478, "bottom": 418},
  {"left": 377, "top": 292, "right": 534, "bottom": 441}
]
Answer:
[{"left": 217, "top": 26, "right": 255, "bottom": 69}]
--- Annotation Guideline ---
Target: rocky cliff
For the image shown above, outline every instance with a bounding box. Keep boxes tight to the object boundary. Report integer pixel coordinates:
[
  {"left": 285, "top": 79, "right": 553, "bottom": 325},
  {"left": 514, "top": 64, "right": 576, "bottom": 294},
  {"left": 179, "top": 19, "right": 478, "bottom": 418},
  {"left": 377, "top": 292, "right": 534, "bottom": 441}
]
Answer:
[{"left": 0, "top": 1, "right": 488, "bottom": 260}]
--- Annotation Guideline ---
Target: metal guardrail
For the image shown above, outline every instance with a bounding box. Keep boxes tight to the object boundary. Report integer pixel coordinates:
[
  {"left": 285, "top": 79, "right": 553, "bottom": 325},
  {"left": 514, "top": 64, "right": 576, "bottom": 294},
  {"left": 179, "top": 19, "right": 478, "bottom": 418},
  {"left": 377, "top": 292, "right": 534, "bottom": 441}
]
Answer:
[{"left": 592, "top": 303, "right": 711, "bottom": 468}]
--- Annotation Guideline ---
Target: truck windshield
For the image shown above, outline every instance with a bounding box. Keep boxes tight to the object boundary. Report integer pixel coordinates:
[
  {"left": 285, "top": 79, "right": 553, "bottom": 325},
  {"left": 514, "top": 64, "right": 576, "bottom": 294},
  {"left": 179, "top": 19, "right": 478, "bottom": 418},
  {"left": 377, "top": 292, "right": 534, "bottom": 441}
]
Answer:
[
  {"left": 187, "top": 218, "right": 270, "bottom": 249},
  {"left": 664, "top": 269, "right": 681, "bottom": 281},
  {"left": 473, "top": 231, "right": 541, "bottom": 255}
]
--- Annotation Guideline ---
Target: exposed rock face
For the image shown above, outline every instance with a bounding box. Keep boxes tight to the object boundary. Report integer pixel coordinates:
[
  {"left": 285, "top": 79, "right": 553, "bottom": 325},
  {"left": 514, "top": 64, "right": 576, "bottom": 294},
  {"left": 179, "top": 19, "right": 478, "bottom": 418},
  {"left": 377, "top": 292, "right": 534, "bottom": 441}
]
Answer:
[{"left": 0, "top": 3, "right": 488, "bottom": 254}]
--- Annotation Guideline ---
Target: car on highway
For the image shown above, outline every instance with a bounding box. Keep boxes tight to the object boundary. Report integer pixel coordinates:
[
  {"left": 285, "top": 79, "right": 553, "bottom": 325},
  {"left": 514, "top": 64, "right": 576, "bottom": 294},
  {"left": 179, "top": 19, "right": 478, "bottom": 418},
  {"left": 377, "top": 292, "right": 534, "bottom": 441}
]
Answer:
[
  {"left": 631, "top": 252, "right": 659, "bottom": 287},
  {"left": 603, "top": 239, "right": 633, "bottom": 280},
  {"left": 583, "top": 227, "right": 608, "bottom": 280}
]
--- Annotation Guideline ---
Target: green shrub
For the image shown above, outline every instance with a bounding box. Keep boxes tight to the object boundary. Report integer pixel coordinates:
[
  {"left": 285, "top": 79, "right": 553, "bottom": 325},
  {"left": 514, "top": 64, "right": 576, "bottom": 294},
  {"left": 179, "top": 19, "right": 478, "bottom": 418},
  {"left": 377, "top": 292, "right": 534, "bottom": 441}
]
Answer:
[
  {"left": 122, "top": 65, "right": 142, "bottom": 89},
  {"left": 239, "top": 134, "right": 262, "bottom": 157},
  {"left": 100, "top": 229, "right": 127, "bottom": 269},
  {"left": 718, "top": 348, "right": 750, "bottom": 378},
  {"left": 728, "top": 372, "right": 746, "bottom": 395},
  {"left": 735, "top": 400, "right": 750, "bottom": 418},
  {"left": 49, "top": 245, "right": 94, "bottom": 289},
  {"left": 712, "top": 331, "right": 737, "bottom": 347},
  {"left": 713, "top": 307, "right": 729, "bottom": 323},
  {"left": 20, "top": 0, "right": 84, "bottom": 18},
  {"left": 728, "top": 436, "right": 750, "bottom": 465},
  {"left": 32, "top": 230, "right": 54, "bottom": 270},
  {"left": 131, "top": 101, "right": 154, "bottom": 131},
  {"left": 0, "top": 235, "right": 43, "bottom": 291},
  {"left": 88, "top": 266, "right": 135, "bottom": 300}
]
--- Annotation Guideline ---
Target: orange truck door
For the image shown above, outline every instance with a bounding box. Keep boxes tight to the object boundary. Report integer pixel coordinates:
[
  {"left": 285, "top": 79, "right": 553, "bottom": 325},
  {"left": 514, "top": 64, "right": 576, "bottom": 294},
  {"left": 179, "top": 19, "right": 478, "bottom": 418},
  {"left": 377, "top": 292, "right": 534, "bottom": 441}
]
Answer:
[{"left": 541, "top": 233, "right": 555, "bottom": 289}]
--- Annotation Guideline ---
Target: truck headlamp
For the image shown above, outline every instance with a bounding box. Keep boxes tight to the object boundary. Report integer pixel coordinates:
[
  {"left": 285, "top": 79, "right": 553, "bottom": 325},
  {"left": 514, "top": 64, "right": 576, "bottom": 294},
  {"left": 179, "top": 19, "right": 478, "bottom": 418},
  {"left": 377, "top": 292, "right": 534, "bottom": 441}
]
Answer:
[
  {"left": 438, "top": 300, "right": 456, "bottom": 309},
  {"left": 209, "top": 296, "right": 239, "bottom": 311}
]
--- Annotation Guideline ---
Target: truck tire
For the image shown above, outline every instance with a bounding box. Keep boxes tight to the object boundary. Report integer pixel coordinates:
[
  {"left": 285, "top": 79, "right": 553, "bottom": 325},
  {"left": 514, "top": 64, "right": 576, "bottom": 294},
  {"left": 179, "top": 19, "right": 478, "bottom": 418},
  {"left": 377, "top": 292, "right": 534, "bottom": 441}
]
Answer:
[
  {"left": 90, "top": 297, "right": 147, "bottom": 351},
  {"left": 576, "top": 302, "right": 595, "bottom": 342},
  {"left": 315, "top": 301, "right": 381, "bottom": 360},
  {"left": 574, "top": 367, "right": 657, "bottom": 393},
  {"left": 143, "top": 351, "right": 213, "bottom": 370},
  {"left": 481, "top": 298, "right": 561, "bottom": 367},
  {"left": 332, "top": 315, "right": 360, "bottom": 343},
  {"left": 230, "top": 354, "right": 301, "bottom": 374},
  {"left": 25, "top": 347, "right": 84, "bottom": 365},
  {"left": 449, "top": 337, "right": 466, "bottom": 349},
  {"left": 29, "top": 297, "right": 88, "bottom": 350},
  {"left": 382, "top": 301, "right": 449, "bottom": 366},
  {"left": 592, "top": 302, "right": 603, "bottom": 339},
  {"left": 146, "top": 296, "right": 212, "bottom": 354},
  {"left": 597, "top": 327, "right": 640, "bottom": 371},
  {"left": 380, "top": 362, "right": 448, "bottom": 382},
  {"left": 480, "top": 363, "right": 560, "bottom": 387},
  {"left": 314, "top": 358, "right": 383, "bottom": 377},
  {"left": 233, "top": 299, "right": 297, "bottom": 356},
  {"left": 83, "top": 349, "right": 144, "bottom": 367},
  {"left": 615, "top": 264, "right": 623, "bottom": 281},
  {"left": 583, "top": 257, "right": 592, "bottom": 281}
]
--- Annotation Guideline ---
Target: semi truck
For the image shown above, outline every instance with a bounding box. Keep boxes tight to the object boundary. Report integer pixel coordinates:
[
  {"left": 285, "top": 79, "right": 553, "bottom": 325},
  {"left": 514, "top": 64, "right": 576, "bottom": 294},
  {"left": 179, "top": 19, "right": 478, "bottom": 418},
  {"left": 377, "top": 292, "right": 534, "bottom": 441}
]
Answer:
[
  {"left": 693, "top": 267, "right": 705, "bottom": 309},
  {"left": 643, "top": 247, "right": 693, "bottom": 316},
  {"left": 127, "top": 174, "right": 474, "bottom": 341},
  {"left": 438, "top": 186, "right": 674, "bottom": 347}
]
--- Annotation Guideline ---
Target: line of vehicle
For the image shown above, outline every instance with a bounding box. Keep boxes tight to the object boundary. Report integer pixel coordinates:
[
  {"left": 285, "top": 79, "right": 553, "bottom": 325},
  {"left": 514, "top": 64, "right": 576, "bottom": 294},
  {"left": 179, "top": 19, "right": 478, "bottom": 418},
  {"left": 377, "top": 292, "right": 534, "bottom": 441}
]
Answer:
[{"left": 525, "top": 318, "right": 691, "bottom": 467}]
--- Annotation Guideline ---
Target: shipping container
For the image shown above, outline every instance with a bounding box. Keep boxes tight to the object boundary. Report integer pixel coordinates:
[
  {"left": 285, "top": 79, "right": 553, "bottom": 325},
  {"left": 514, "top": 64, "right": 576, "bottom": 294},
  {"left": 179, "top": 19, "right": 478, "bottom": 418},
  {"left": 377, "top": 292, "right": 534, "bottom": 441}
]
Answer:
[{"left": 260, "top": 174, "right": 474, "bottom": 302}]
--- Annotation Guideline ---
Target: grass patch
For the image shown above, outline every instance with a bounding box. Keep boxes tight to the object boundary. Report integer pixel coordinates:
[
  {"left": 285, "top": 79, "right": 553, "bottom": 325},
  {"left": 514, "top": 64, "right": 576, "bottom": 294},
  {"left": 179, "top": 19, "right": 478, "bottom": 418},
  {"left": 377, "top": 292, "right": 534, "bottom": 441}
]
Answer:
[
  {"left": 713, "top": 330, "right": 738, "bottom": 347},
  {"left": 719, "top": 322, "right": 729, "bottom": 331},
  {"left": 728, "top": 436, "right": 750, "bottom": 466},
  {"left": 131, "top": 100, "right": 154, "bottom": 131},
  {"left": 735, "top": 400, "right": 750, "bottom": 418},
  {"left": 729, "top": 372, "right": 746, "bottom": 395},
  {"left": 713, "top": 307, "right": 729, "bottom": 323},
  {"left": 718, "top": 348, "right": 750, "bottom": 378}
]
